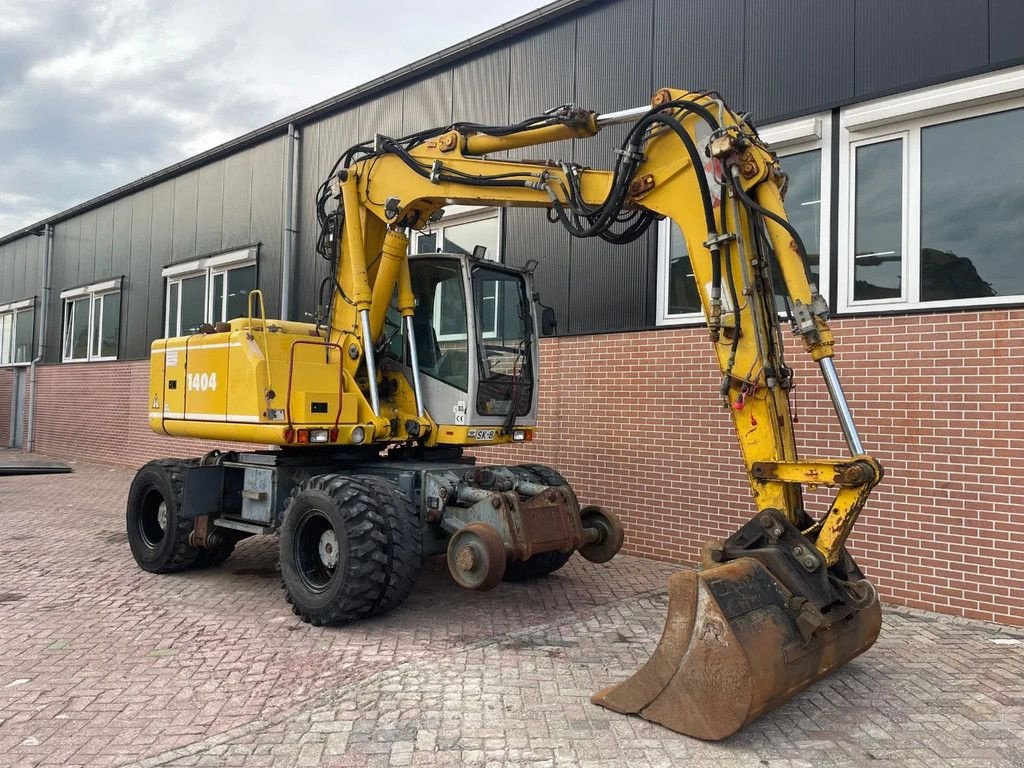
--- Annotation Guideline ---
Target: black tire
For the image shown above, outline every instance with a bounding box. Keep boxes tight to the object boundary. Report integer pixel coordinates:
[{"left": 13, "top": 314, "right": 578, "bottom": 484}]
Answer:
[
  {"left": 514, "top": 463, "right": 572, "bottom": 490},
  {"left": 126, "top": 459, "right": 202, "bottom": 573},
  {"left": 194, "top": 539, "right": 236, "bottom": 568},
  {"left": 503, "top": 464, "right": 576, "bottom": 582},
  {"left": 279, "top": 474, "right": 400, "bottom": 626},
  {"left": 355, "top": 475, "right": 423, "bottom": 617},
  {"left": 503, "top": 549, "right": 573, "bottom": 582}
]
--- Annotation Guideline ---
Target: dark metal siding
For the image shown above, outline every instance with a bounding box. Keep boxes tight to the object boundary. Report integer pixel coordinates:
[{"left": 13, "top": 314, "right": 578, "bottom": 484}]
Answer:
[
  {"left": 171, "top": 171, "right": 199, "bottom": 263},
  {"left": 250, "top": 137, "right": 286, "bottom": 316},
  {"left": 149, "top": 179, "right": 175, "bottom": 343},
  {"left": 112, "top": 198, "right": 133, "bottom": 285},
  {"left": 568, "top": 0, "right": 653, "bottom": 334},
  {"left": 652, "top": 0, "right": 745, "bottom": 106},
  {"left": 401, "top": 71, "right": 454, "bottom": 134},
  {"left": 503, "top": 22, "right": 577, "bottom": 325},
  {"left": 0, "top": 243, "right": 11, "bottom": 304},
  {"left": 855, "top": 0, "right": 990, "bottom": 97},
  {"left": 358, "top": 90, "right": 403, "bottom": 141},
  {"left": 127, "top": 190, "right": 153, "bottom": 360},
  {"left": 222, "top": 151, "right": 253, "bottom": 251},
  {"left": 295, "top": 110, "right": 361, "bottom": 323},
  {"left": 452, "top": 47, "right": 511, "bottom": 124},
  {"left": 0, "top": 241, "right": 17, "bottom": 303},
  {"left": 196, "top": 161, "right": 226, "bottom": 256},
  {"left": 78, "top": 210, "right": 98, "bottom": 288},
  {"left": 95, "top": 204, "right": 114, "bottom": 286},
  {"left": 744, "top": 0, "right": 855, "bottom": 122},
  {"left": 991, "top": 0, "right": 1024, "bottom": 65},
  {"left": 9, "top": 239, "right": 26, "bottom": 301}
]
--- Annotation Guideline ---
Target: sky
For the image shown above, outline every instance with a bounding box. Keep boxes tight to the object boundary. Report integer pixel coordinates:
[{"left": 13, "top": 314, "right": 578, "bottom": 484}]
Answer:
[{"left": 0, "top": 0, "right": 552, "bottom": 236}]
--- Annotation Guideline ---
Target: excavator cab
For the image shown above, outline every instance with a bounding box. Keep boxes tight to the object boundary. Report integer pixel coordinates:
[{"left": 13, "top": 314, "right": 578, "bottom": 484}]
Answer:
[{"left": 383, "top": 253, "right": 540, "bottom": 442}]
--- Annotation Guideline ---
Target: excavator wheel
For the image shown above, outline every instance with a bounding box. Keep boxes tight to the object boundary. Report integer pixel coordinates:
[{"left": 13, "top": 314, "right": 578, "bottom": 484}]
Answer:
[
  {"left": 503, "top": 465, "right": 575, "bottom": 582},
  {"left": 194, "top": 538, "right": 237, "bottom": 568},
  {"left": 279, "top": 474, "right": 400, "bottom": 625},
  {"left": 503, "top": 550, "right": 573, "bottom": 582},
  {"left": 126, "top": 459, "right": 203, "bottom": 573},
  {"left": 354, "top": 475, "right": 423, "bottom": 616}
]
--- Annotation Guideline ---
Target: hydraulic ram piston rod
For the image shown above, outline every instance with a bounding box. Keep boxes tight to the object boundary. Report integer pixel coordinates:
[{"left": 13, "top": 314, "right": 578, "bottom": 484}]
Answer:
[
  {"left": 818, "top": 357, "right": 865, "bottom": 456},
  {"left": 595, "top": 106, "right": 650, "bottom": 127}
]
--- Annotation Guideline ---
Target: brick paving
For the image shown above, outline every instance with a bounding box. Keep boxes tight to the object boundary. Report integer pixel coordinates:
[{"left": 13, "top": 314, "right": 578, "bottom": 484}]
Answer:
[{"left": 1, "top": 461, "right": 1022, "bottom": 768}]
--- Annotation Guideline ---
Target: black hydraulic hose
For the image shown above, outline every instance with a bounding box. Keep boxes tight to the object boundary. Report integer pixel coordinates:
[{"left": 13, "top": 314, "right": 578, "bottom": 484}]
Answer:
[
  {"left": 720, "top": 184, "right": 741, "bottom": 375},
  {"left": 641, "top": 114, "right": 717, "bottom": 236},
  {"left": 729, "top": 174, "right": 815, "bottom": 284}
]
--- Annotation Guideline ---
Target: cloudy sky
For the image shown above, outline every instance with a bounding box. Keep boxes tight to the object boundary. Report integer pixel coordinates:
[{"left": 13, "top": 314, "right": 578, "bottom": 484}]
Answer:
[{"left": 0, "top": 0, "right": 550, "bottom": 235}]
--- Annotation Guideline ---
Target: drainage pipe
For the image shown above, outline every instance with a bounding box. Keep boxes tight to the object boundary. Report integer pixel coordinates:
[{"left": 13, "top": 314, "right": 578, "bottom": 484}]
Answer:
[
  {"left": 281, "top": 123, "right": 300, "bottom": 320},
  {"left": 26, "top": 223, "right": 53, "bottom": 452}
]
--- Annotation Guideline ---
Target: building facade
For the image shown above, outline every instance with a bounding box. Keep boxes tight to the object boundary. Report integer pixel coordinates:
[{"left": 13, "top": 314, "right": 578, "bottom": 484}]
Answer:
[{"left": 2, "top": 0, "right": 1023, "bottom": 624}]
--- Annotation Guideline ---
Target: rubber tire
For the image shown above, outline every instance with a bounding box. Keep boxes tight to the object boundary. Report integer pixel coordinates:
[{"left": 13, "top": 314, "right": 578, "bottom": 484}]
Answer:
[
  {"left": 514, "top": 463, "right": 572, "bottom": 490},
  {"left": 194, "top": 539, "right": 236, "bottom": 568},
  {"left": 503, "top": 464, "right": 576, "bottom": 582},
  {"left": 503, "top": 550, "right": 573, "bottom": 582},
  {"left": 353, "top": 475, "right": 423, "bottom": 617},
  {"left": 280, "top": 474, "right": 406, "bottom": 626},
  {"left": 126, "top": 459, "right": 202, "bottom": 573}
]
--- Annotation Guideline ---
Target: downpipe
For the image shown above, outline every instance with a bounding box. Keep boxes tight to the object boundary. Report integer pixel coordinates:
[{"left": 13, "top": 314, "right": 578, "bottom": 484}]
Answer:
[
  {"left": 26, "top": 223, "right": 53, "bottom": 453},
  {"left": 280, "top": 123, "right": 300, "bottom": 320}
]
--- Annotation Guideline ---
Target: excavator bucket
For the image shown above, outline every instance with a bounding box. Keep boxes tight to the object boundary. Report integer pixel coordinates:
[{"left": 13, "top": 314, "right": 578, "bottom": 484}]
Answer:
[{"left": 592, "top": 556, "right": 881, "bottom": 740}]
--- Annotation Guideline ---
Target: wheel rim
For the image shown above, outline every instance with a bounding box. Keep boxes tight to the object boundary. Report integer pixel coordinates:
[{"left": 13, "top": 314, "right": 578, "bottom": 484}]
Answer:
[
  {"left": 294, "top": 509, "right": 340, "bottom": 593},
  {"left": 579, "top": 506, "right": 625, "bottom": 564},
  {"left": 137, "top": 487, "right": 168, "bottom": 549},
  {"left": 447, "top": 523, "right": 506, "bottom": 591}
]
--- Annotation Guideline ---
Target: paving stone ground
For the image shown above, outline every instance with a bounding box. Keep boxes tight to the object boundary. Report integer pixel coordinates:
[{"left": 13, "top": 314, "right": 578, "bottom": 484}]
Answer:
[{"left": 0, "top": 460, "right": 1022, "bottom": 768}]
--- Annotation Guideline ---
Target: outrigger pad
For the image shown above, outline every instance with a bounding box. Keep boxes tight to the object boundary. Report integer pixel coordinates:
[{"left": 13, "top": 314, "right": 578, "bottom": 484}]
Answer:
[{"left": 591, "top": 558, "right": 881, "bottom": 740}]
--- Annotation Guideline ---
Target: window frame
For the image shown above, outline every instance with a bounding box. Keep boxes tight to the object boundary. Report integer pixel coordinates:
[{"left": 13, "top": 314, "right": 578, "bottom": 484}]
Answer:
[
  {"left": 412, "top": 207, "right": 502, "bottom": 342},
  {"left": 0, "top": 299, "right": 35, "bottom": 367},
  {"left": 413, "top": 206, "right": 503, "bottom": 261},
  {"left": 161, "top": 247, "right": 257, "bottom": 337},
  {"left": 59, "top": 279, "right": 121, "bottom": 363},
  {"left": 837, "top": 66, "right": 1024, "bottom": 312},
  {"left": 655, "top": 114, "right": 832, "bottom": 326}
]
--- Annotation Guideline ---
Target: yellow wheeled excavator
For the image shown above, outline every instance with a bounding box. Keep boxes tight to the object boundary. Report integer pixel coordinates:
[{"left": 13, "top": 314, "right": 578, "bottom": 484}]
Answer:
[{"left": 126, "top": 87, "right": 883, "bottom": 741}]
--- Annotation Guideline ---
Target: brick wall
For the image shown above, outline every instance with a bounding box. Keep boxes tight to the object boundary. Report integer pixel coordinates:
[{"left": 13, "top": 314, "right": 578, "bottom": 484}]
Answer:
[
  {"left": 0, "top": 367, "right": 12, "bottom": 446},
  {"left": 30, "top": 360, "right": 250, "bottom": 465},
  {"left": 476, "top": 308, "right": 1024, "bottom": 627},
  {"left": 24, "top": 308, "right": 1024, "bottom": 625}
]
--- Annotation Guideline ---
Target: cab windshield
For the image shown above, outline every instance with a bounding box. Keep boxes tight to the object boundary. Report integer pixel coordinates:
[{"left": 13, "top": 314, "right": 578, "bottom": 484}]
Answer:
[
  {"left": 472, "top": 265, "right": 533, "bottom": 417},
  {"left": 393, "top": 258, "right": 533, "bottom": 418}
]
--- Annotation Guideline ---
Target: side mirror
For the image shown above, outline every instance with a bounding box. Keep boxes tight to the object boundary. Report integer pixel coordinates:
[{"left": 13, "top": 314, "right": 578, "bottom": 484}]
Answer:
[{"left": 540, "top": 307, "right": 557, "bottom": 336}]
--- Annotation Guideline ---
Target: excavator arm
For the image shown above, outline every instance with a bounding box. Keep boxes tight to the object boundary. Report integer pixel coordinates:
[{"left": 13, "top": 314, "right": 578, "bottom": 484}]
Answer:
[
  {"left": 322, "top": 88, "right": 879, "bottom": 567},
  {"left": 315, "top": 87, "right": 885, "bottom": 739}
]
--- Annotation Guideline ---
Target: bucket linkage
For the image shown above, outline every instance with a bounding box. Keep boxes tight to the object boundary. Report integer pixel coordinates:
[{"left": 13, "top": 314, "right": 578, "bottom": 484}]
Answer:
[{"left": 592, "top": 507, "right": 881, "bottom": 741}]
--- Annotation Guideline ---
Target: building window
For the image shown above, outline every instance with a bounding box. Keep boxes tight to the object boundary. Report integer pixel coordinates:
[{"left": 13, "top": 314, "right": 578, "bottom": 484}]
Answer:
[
  {"left": 656, "top": 115, "right": 830, "bottom": 325},
  {"left": 838, "top": 66, "right": 1024, "bottom": 311},
  {"left": 59, "top": 280, "right": 121, "bottom": 362},
  {"left": 413, "top": 206, "right": 501, "bottom": 260},
  {"left": 413, "top": 208, "right": 501, "bottom": 340},
  {"left": 162, "top": 247, "right": 257, "bottom": 337},
  {"left": 0, "top": 299, "right": 35, "bottom": 366}
]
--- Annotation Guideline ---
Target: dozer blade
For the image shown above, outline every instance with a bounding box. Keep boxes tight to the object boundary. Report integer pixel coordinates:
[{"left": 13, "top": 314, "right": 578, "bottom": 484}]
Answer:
[{"left": 592, "top": 557, "right": 881, "bottom": 740}]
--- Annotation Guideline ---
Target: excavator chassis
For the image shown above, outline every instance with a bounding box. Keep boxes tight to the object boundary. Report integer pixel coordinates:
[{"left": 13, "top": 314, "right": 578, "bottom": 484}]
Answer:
[
  {"left": 592, "top": 508, "right": 881, "bottom": 740},
  {"left": 127, "top": 447, "right": 624, "bottom": 607}
]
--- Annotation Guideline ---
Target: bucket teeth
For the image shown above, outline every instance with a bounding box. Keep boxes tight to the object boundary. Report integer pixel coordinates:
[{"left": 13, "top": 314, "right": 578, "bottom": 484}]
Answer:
[{"left": 592, "top": 558, "right": 881, "bottom": 741}]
